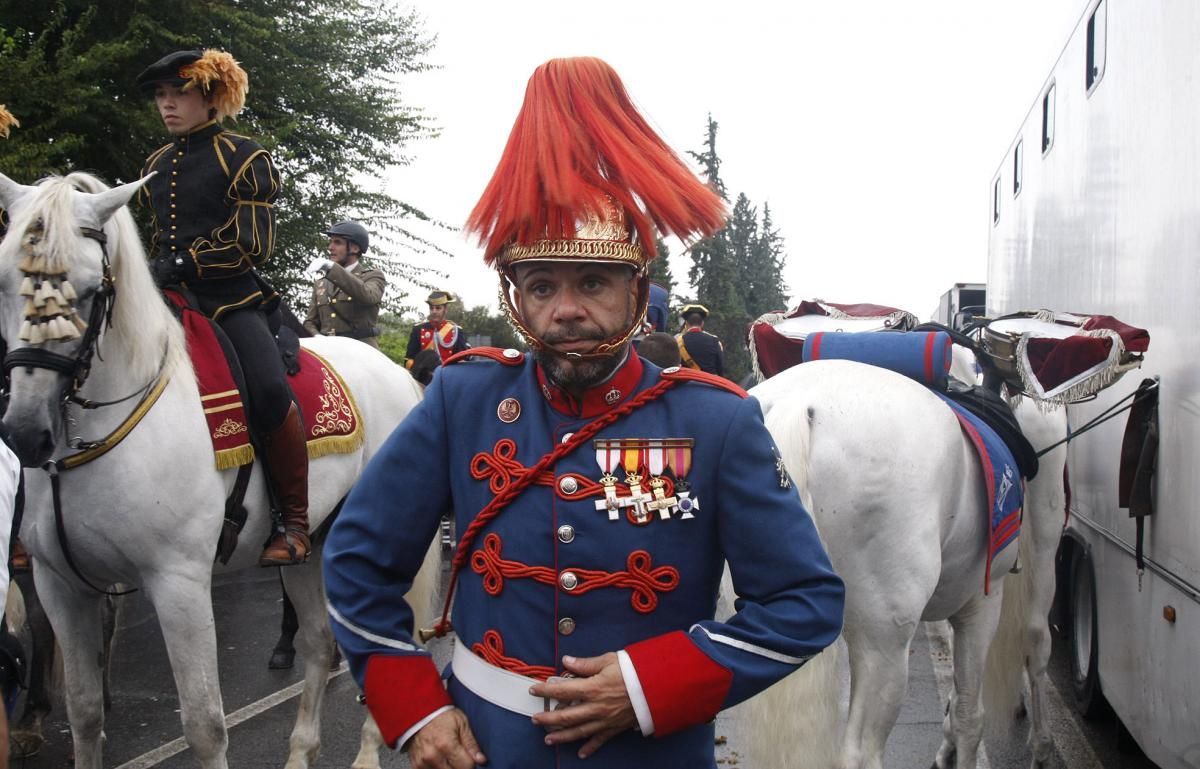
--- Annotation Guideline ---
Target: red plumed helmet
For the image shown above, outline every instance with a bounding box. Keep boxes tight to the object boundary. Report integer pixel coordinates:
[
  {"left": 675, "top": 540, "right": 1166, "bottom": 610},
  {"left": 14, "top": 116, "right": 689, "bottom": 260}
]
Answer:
[{"left": 466, "top": 57, "right": 727, "bottom": 271}]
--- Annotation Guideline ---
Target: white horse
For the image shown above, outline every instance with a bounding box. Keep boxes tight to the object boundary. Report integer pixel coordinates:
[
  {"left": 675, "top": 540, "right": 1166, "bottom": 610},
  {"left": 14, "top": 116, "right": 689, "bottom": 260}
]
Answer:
[
  {"left": 0, "top": 171, "right": 438, "bottom": 769},
  {"left": 735, "top": 355, "right": 1067, "bottom": 769}
]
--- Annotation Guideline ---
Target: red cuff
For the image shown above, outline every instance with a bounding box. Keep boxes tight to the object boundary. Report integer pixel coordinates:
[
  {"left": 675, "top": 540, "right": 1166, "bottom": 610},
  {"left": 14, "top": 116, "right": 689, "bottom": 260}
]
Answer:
[
  {"left": 624, "top": 631, "right": 733, "bottom": 737},
  {"left": 364, "top": 654, "right": 453, "bottom": 748}
]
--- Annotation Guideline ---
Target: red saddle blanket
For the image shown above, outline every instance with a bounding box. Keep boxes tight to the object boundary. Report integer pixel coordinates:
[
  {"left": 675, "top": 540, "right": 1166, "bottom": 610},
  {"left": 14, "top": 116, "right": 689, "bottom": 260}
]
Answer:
[{"left": 169, "top": 294, "right": 363, "bottom": 470}]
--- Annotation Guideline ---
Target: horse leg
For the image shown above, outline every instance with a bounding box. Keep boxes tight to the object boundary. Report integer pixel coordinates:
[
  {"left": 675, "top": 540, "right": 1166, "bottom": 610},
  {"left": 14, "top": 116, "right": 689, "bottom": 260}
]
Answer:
[
  {"left": 101, "top": 592, "right": 124, "bottom": 711},
  {"left": 144, "top": 570, "right": 229, "bottom": 769},
  {"left": 1018, "top": 406, "right": 1068, "bottom": 769},
  {"left": 31, "top": 569, "right": 108, "bottom": 769},
  {"left": 351, "top": 713, "right": 385, "bottom": 769},
  {"left": 936, "top": 594, "right": 1005, "bottom": 769},
  {"left": 280, "top": 557, "right": 334, "bottom": 769},
  {"left": 839, "top": 600, "right": 924, "bottom": 769}
]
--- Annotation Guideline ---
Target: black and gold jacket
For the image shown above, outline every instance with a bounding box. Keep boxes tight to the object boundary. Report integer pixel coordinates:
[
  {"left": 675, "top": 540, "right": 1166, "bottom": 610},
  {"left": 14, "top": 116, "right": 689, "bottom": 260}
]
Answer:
[{"left": 140, "top": 120, "right": 281, "bottom": 319}]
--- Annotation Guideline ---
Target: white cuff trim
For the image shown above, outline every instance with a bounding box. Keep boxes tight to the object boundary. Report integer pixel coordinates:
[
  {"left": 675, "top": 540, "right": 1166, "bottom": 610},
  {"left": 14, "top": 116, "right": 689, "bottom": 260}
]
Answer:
[
  {"left": 617, "top": 649, "right": 655, "bottom": 736},
  {"left": 397, "top": 705, "right": 454, "bottom": 750},
  {"left": 690, "top": 624, "right": 813, "bottom": 665},
  {"left": 326, "top": 602, "right": 419, "bottom": 652}
]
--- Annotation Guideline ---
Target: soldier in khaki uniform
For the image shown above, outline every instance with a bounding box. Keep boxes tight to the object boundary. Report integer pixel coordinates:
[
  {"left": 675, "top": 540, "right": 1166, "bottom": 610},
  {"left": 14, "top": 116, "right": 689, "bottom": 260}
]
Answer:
[{"left": 304, "top": 220, "right": 387, "bottom": 348}]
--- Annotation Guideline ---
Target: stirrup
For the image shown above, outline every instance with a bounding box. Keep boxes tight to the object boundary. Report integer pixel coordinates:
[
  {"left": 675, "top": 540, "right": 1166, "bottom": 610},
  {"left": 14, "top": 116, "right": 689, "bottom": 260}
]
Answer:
[{"left": 259, "top": 530, "right": 310, "bottom": 567}]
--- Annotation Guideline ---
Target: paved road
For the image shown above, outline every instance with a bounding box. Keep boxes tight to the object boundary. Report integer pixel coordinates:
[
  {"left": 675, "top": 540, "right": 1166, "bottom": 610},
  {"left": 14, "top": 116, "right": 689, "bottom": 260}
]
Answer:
[{"left": 7, "top": 564, "right": 1161, "bottom": 768}]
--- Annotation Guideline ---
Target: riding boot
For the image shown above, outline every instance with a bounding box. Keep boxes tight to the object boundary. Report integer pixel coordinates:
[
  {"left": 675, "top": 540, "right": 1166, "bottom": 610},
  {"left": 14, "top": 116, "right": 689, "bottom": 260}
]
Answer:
[{"left": 259, "top": 402, "right": 311, "bottom": 566}]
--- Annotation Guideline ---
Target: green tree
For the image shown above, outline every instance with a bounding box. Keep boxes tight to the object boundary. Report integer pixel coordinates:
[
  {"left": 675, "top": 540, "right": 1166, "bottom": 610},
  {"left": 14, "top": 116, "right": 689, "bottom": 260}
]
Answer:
[
  {"left": 458, "top": 304, "right": 523, "bottom": 351},
  {"left": 0, "top": 0, "right": 445, "bottom": 309},
  {"left": 745, "top": 202, "right": 789, "bottom": 317}
]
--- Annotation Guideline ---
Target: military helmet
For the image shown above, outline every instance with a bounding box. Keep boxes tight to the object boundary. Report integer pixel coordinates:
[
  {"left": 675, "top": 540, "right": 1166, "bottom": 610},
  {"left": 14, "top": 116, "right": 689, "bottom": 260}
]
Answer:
[{"left": 322, "top": 220, "right": 370, "bottom": 254}]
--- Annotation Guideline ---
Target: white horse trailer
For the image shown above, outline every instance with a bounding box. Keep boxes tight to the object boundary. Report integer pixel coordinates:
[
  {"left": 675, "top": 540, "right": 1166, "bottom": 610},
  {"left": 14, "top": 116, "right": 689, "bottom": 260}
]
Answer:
[{"left": 987, "top": 2, "right": 1200, "bottom": 768}]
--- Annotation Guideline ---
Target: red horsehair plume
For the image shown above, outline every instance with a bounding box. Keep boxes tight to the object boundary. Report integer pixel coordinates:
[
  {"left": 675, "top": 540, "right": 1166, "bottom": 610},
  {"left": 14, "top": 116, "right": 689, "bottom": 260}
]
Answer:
[
  {"left": 466, "top": 57, "right": 727, "bottom": 267},
  {"left": 181, "top": 50, "right": 248, "bottom": 121}
]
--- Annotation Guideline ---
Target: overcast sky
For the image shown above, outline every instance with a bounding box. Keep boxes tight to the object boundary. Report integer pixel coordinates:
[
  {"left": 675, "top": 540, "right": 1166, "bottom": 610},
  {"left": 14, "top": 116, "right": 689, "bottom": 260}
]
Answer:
[{"left": 385, "top": 0, "right": 1087, "bottom": 320}]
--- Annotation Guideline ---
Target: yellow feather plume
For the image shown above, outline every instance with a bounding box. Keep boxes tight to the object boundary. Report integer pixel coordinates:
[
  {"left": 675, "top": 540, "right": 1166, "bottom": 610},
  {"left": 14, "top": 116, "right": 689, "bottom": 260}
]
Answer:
[
  {"left": 181, "top": 50, "right": 248, "bottom": 121},
  {"left": 0, "top": 104, "right": 17, "bottom": 138}
]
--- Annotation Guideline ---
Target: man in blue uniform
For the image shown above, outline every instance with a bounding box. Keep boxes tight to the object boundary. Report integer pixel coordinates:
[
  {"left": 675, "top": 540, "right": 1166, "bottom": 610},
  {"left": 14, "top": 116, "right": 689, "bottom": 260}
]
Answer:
[
  {"left": 136, "top": 50, "right": 309, "bottom": 565},
  {"left": 324, "top": 57, "right": 843, "bottom": 769},
  {"left": 676, "top": 304, "right": 725, "bottom": 377}
]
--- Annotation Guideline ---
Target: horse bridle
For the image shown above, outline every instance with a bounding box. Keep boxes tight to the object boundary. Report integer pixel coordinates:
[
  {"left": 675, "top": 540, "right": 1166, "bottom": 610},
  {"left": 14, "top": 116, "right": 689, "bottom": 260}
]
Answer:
[{"left": 2, "top": 226, "right": 116, "bottom": 409}]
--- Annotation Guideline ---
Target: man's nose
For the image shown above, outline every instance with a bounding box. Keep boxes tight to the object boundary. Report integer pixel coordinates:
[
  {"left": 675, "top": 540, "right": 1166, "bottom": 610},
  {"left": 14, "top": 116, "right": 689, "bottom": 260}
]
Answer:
[{"left": 551, "top": 287, "right": 586, "bottom": 323}]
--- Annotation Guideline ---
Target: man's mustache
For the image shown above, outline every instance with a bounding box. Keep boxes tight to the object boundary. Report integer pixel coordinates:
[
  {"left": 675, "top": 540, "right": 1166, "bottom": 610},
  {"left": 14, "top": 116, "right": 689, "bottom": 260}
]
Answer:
[{"left": 542, "top": 325, "right": 605, "bottom": 344}]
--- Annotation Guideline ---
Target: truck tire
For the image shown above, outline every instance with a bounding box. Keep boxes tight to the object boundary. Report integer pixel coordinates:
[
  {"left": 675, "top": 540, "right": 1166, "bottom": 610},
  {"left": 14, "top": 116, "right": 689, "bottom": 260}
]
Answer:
[{"left": 1068, "top": 548, "right": 1105, "bottom": 718}]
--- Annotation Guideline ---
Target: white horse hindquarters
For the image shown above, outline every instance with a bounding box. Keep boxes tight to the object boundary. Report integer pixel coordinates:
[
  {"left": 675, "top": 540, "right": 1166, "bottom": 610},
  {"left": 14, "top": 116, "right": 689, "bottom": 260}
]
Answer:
[{"left": 746, "top": 359, "right": 1003, "bottom": 769}]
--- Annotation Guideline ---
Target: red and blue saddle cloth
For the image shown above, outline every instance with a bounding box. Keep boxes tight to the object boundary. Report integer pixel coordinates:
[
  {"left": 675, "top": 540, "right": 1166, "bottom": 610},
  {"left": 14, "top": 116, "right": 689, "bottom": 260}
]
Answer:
[
  {"left": 794, "top": 329, "right": 1022, "bottom": 590},
  {"left": 164, "top": 291, "right": 363, "bottom": 469}
]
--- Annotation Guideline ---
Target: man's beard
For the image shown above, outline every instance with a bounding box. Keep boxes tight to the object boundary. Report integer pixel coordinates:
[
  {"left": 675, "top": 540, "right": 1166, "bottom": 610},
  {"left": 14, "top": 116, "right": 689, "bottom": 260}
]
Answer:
[
  {"left": 536, "top": 347, "right": 625, "bottom": 391},
  {"left": 537, "top": 322, "right": 626, "bottom": 391}
]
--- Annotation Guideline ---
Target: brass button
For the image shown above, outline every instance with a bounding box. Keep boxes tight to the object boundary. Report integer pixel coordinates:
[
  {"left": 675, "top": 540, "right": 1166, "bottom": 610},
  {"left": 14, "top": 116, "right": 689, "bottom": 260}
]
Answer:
[
  {"left": 560, "top": 432, "right": 573, "bottom": 444},
  {"left": 170, "top": 213, "right": 176, "bottom": 219},
  {"left": 558, "top": 477, "right": 578, "bottom": 495},
  {"left": 559, "top": 571, "right": 578, "bottom": 591},
  {"left": 557, "top": 525, "right": 575, "bottom": 543},
  {"left": 170, "top": 225, "right": 176, "bottom": 230},
  {"left": 502, "top": 348, "right": 520, "bottom": 359},
  {"left": 330, "top": 312, "right": 337, "bottom": 319},
  {"left": 557, "top": 617, "right": 576, "bottom": 636}
]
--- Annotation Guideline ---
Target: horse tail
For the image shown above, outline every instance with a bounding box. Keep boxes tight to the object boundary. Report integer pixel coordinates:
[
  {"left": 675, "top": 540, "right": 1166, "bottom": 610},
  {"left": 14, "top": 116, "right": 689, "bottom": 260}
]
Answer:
[
  {"left": 735, "top": 642, "right": 842, "bottom": 769},
  {"left": 982, "top": 527, "right": 1031, "bottom": 735},
  {"left": 731, "top": 392, "right": 842, "bottom": 769},
  {"left": 406, "top": 536, "right": 442, "bottom": 632},
  {"left": 4, "top": 580, "right": 26, "bottom": 632}
]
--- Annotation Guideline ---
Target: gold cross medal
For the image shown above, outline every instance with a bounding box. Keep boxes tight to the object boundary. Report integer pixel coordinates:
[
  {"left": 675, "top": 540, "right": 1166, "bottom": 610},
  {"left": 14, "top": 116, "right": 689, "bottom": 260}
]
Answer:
[
  {"left": 594, "top": 443, "right": 623, "bottom": 520},
  {"left": 620, "top": 444, "right": 652, "bottom": 525},
  {"left": 644, "top": 443, "right": 678, "bottom": 520}
]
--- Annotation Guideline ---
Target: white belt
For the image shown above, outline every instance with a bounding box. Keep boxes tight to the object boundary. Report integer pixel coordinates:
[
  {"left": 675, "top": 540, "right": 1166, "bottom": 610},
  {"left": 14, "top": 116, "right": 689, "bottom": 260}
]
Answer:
[{"left": 451, "top": 641, "right": 559, "bottom": 717}]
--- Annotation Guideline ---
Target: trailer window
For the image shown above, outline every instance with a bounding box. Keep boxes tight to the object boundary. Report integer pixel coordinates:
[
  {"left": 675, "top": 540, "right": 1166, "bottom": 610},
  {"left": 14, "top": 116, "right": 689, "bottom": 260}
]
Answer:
[
  {"left": 993, "top": 176, "right": 1001, "bottom": 225},
  {"left": 1086, "top": 0, "right": 1107, "bottom": 93},
  {"left": 1042, "top": 82, "right": 1056, "bottom": 154},
  {"left": 1013, "top": 140, "right": 1023, "bottom": 197}
]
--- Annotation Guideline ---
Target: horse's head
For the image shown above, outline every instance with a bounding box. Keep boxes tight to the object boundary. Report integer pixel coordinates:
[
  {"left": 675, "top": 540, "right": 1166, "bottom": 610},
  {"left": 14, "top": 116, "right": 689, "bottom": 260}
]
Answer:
[{"left": 0, "top": 171, "right": 153, "bottom": 466}]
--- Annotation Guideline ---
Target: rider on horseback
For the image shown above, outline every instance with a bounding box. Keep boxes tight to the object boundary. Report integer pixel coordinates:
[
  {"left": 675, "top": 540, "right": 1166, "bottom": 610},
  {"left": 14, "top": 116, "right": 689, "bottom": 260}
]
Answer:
[{"left": 135, "top": 50, "right": 309, "bottom": 566}]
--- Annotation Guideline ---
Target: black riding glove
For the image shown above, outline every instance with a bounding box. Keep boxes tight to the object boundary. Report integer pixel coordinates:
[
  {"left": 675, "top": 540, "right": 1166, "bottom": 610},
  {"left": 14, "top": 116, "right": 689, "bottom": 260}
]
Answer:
[{"left": 151, "top": 255, "right": 194, "bottom": 287}]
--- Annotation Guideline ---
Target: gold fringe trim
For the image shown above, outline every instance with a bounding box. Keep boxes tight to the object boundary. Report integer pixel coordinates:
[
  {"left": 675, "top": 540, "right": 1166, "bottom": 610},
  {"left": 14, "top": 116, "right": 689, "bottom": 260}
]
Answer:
[
  {"left": 306, "top": 432, "right": 364, "bottom": 460},
  {"left": 215, "top": 444, "right": 256, "bottom": 470}
]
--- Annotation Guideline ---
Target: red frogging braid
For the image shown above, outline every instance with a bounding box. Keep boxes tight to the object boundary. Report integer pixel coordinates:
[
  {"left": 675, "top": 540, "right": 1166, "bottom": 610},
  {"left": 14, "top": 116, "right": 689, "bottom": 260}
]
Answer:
[{"left": 430, "top": 376, "right": 682, "bottom": 637}]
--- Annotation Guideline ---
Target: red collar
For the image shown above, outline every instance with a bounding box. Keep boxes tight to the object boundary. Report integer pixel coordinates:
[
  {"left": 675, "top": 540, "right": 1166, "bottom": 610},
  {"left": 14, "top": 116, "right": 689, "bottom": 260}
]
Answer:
[
  {"left": 684, "top": 326, "right": 704, "bottom": 333},
  {"left": 537, "top": 350, "right": 644, "bottom": 418}
]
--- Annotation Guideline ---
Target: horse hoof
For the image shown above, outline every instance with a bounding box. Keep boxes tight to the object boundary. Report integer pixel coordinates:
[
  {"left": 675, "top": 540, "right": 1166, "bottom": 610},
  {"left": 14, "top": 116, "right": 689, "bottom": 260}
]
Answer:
[
  {"left": 10, "top": 730, "right": 45, "bottom": 758},
  {"left": 269, "top": 647, "right": 296, "bottom": 670}
]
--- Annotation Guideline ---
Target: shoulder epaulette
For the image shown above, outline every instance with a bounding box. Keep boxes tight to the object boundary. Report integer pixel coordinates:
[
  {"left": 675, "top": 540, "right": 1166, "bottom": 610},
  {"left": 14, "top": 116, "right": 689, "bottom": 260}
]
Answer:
[
  {"left": 660, "top": 366, "right": 747, "bottom": 398},
  {"left": 443, "top": 347, "right": 525, "bottom": 366}
]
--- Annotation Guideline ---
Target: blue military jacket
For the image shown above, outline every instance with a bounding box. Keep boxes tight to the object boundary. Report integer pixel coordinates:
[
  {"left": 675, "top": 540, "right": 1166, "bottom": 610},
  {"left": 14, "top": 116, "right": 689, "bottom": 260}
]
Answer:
[{"left": 325, "top": 349, "right": 844, "bottom": 769}]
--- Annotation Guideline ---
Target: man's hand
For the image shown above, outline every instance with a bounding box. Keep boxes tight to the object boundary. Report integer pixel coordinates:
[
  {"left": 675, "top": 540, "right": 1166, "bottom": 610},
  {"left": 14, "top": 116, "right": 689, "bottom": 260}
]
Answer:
[
  {"left": 406, "top": 708, "right": 486, "bottom": 769},
  {"left": 307, "top": 256, "right": 334, "bottom": 275},
  {"left": 151, "top": 255, "right": 193, "bottom": 287},
  {"left": 529, "top": 653, "right": 638, "bottom": 759}
]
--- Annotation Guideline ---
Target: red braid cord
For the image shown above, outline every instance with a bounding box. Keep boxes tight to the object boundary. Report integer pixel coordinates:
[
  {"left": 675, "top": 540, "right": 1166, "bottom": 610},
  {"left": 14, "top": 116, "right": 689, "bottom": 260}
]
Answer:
[{"left": 430, "top": 376, "right": 681, "bottom": 637}]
